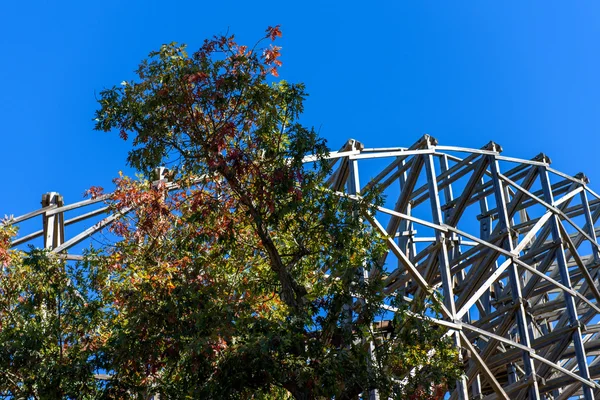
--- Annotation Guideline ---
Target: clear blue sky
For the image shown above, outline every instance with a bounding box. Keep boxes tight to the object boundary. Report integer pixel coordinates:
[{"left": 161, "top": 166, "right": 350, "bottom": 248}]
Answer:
[{"left": 2, "top": 1, "right": 600, "bottom": 218}]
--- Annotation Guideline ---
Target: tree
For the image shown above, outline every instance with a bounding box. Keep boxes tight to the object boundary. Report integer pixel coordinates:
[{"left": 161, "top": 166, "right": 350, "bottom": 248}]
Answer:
[
  {"left": 0, "top": 220, "right": 107, "bottom": 399},
  {"left": 0, "top": 27, "right": 462, "bottom": 399}
]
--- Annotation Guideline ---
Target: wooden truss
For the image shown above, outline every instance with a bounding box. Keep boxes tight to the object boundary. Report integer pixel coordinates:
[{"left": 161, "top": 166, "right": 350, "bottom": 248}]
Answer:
[{"left": 8, "top": 135, "right": 600, "bottom": 399}]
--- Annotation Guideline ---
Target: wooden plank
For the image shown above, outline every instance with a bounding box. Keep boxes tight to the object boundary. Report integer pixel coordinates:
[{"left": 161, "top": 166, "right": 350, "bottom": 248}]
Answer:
[
  {"left": 365, "top": 213, "right": 432, "bottom": 293},
  {"left": 51, "top": 208, "right": 131, "bottom": 254},
  {"left": 9, "top": 205, "right": 55, "bottom": 225},
  {"left": 459, "top": 331, "right": 510, "bottom": 400},
  {"left": 45, "top": 194, "right": 111, "bottom": 216}
]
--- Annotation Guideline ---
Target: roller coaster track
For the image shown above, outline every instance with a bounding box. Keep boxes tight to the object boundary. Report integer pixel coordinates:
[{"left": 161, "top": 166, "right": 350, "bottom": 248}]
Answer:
[{"left": 8, "top": 134, "right": 600, "bottom": 399}]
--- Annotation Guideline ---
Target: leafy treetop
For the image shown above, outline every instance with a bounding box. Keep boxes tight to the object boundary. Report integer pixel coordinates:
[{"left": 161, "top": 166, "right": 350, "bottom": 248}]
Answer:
[{"left": 0, "top": 27, "right": 461, "bottom": 399}]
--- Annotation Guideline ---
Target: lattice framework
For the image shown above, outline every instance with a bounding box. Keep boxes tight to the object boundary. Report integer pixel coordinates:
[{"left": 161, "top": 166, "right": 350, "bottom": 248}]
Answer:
[{"left": 9, "top": 135, "right": 600, "bottom": 400}]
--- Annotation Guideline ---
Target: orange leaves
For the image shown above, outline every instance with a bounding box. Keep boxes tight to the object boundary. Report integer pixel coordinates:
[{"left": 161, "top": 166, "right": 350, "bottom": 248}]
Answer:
[
  {"left": 263, "top": 45, "right": 282, "bottom": 64},
  {"left": 83, "top": 185, "right": 104, "bottom": 199},
  {"left": 263, "top": 44, "right": 283, "bottom": 77},
  {"left": 0, "top": 221, "right": 17, "bottom": 267},
  {"left": 0, "top": 247, "right": 9, "bottom": 268},
  {"left": 266, "top": 25, "right": 282, "bottom": 41},
  {"left": 106, "top": 175, "right": 175, "bottom": 241}
]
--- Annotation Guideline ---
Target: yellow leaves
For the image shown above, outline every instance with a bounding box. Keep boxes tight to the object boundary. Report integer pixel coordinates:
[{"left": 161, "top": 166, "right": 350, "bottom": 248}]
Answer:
[
  {"left": 0, "top": 220, "right": 19, "bottom": 268},
  {"left": 111, "top": 259, "right": 182, "bottom": 298}
]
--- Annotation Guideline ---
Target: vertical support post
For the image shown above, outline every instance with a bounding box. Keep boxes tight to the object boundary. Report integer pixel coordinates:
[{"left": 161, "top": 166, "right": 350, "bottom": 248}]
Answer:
[
  {"left": 346, "top": 143, "right": 379, "bottom": 400},
  {"left": 519, "top": 209, "right": 531, "bottom": 287},
  {"left": 397, "top": 158, "right": 415, "bottom": 262},
  {"left": 422, "top": 138, "right": 469, "bottom": 400},
  {"left": 396, "top": 157, "right": 417, "bottom": 302},
  {"left": 152, "top": 166, "right": 171, "bottom": 185},
  {"left": 580, "top": 185, "right": 600, "bottom": 264},
  {"left": 42, "top": 192, "right": 64, "bottom": 250},
  {"left": 488, "top": 155, "right": 541, "bottom": 400},
  {"left": 539, "top": 167, "right": 594, "bottom": 400},
  {"left": 439, "top": 155, "right": 482, "bottom": 398},
  {"left": 439, "top": 156, "right": 462, "bottom": 277},
  {"left": 438, "top": 155, "right": 454, "bottom": 224},
  {"left": 507, "top": 363, "right": 517, "bottom": 385},
  {"left": 41, "top": 192, "right": 65, "bottom": 367},
  {"left": 478, "top": 177, "right": 494, "bottom": 317},
  {"left": 342, "top": 158, "right": 355, "bottom": 334}
]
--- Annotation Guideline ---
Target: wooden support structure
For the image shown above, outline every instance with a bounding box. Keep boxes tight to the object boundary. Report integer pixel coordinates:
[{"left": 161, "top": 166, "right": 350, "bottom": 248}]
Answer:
[
  {"left": 7, "top": 136, "right": 600, "bottom": 399},
  {"left": 41, "top": 192, "right": 64, "bottom": 250}
]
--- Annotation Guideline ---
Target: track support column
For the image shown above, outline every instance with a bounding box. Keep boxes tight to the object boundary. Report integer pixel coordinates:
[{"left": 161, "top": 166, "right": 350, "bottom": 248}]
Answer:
[
  {"left": 489, "top": 155, "right": 541, "bottom": 400},
  {"left": 42, "top": 192, "right": 64, "bottom": 250},
  {"left": 539, "top": 167, "right": 594, "bottom": 400},
  {"left": 423, "top": 137, "right": 469, "bottom": 400}
]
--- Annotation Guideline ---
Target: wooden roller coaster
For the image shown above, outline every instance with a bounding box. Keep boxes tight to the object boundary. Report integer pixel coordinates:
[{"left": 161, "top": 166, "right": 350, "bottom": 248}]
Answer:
[{"left": 8, "top": 135, "right": 600, "bottom": 399}]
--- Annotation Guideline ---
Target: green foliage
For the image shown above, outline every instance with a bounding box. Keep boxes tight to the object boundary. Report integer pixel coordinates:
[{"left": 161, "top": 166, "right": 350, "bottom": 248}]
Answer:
[
  {"left": 0, "top": 244, "right": 107, "bottom": 399},
  {"left": 0, "top": 28, "right": 463, "bottom": 399}
]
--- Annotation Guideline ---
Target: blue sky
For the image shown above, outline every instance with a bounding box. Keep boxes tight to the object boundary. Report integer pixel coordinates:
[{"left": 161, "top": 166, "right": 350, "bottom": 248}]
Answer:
[{"left": 2, "top": 1, "right": 600, "bottom": 218}]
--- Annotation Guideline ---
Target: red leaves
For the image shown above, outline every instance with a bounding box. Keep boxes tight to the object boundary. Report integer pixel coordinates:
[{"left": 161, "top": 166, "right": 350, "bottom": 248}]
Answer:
[
  {"left": 0, "top": 241, "right": 11, "bottom": 267},
  {"left": 408, "top": 384, "right": 447, "bottom": 400},
  {"left": 158, "top": 87, "right": 169, "bottom": 97},
  {"left": 186, "top": 72, "right": 208, "bottom": 84},
  {"left": 104, "top": 175, "right": 174, "bottom": 241},
  {"left": 110, "top": 220, "right": 130, "bottom": 237},
  {"left": 263, "top": 45, "right": 282, "bottom": 77},
  {"left": 263, "top": 45, "right": 281, "bottom": 64},
  {"left": 266, "top": 25, "right": 282, "bottom": 41},
  {"left": 83, "top": 186, "right": 104, "bottom": 199}
]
